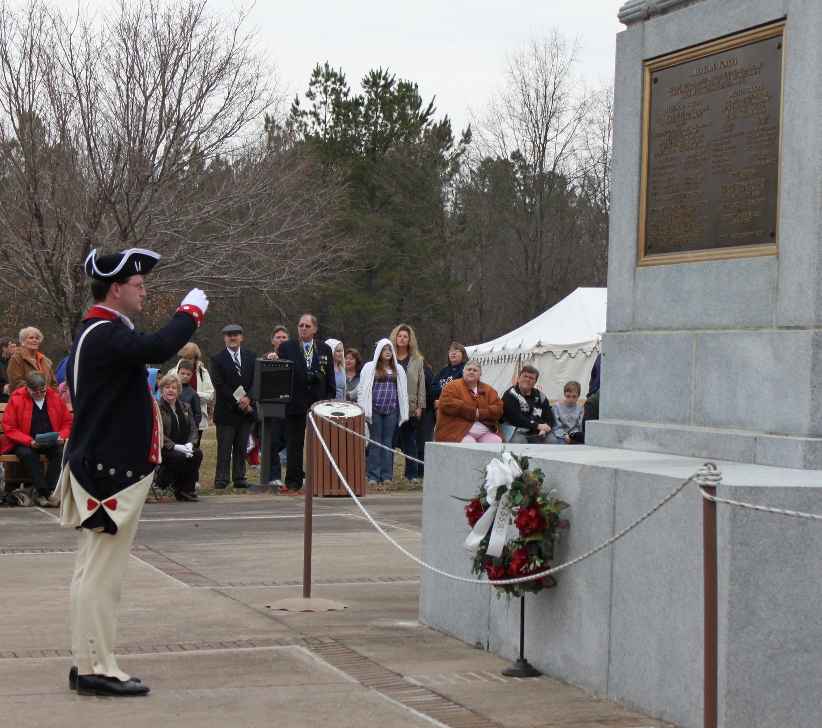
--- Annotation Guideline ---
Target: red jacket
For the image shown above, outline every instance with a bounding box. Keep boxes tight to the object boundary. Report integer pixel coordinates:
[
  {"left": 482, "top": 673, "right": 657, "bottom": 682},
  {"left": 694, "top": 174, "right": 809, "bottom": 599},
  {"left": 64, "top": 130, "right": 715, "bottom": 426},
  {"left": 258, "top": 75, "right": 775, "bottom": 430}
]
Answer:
[{"left": 1, "top": 386, "right": 73, "bottom": 453}]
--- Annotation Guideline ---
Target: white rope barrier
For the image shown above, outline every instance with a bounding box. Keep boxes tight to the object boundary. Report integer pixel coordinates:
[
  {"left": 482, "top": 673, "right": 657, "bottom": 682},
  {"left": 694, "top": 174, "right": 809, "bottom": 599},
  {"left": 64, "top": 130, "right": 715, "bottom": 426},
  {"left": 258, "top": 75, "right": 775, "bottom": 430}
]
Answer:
[
  {"left": 308, "top": 413, "right": 714, "bottom": 586},
  {"left": 699, "top": 489, "right": 822, "bottom": 522},
  {"left": 696, "top": 462, "right": 822, "bottom": 521},
  {"left": 309, "top": 419, "right": 822, "bottom": 585},
  {"left": 315, "top": 413, "right": 426, "bottom": 466}
]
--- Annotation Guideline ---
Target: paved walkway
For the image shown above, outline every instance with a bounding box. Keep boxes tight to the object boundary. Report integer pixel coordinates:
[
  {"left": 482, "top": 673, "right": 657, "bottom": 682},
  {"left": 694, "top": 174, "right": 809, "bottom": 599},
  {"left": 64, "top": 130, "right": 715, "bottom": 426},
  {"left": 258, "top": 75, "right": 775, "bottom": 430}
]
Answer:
[{"left": 0, "top": 494, "right": 674, "bottom": 727}]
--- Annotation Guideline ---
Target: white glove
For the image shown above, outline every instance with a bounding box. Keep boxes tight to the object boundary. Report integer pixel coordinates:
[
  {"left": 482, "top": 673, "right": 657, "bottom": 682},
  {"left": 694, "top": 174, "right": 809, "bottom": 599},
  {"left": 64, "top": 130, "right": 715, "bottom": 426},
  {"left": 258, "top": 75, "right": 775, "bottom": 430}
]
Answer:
[
  {"left": 173, "top": 443, "right": 194, "bottom": 458},
  {"left": 180, "top": 288, "right": 209, "bottom": 314}
]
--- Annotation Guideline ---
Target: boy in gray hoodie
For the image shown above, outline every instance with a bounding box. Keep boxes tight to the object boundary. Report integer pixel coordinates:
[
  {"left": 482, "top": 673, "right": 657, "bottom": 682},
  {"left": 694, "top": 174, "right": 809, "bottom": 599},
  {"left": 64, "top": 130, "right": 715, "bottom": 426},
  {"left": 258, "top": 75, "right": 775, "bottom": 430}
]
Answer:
[{"left": 552, "top": 381, "right": 584, "bottom": 444}]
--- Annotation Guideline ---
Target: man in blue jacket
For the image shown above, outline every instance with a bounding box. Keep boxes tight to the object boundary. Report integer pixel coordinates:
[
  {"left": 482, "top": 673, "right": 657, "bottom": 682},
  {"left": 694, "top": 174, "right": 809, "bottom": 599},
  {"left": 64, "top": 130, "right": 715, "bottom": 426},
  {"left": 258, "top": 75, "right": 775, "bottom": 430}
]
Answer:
[{"left": 61, "top": 247, "right": 208, "bottom": 697}]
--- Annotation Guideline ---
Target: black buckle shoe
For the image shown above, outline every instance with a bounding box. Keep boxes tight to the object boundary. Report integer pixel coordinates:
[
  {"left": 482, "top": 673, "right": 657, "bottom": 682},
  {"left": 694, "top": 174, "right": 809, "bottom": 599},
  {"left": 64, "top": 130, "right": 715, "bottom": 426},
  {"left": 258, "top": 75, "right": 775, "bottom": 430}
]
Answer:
[
  {"left": 76, "top": 674, "right": 149, "bottom": 696},
  {"left": 70, "top": 666, "right": 142, "bottom": 691}
]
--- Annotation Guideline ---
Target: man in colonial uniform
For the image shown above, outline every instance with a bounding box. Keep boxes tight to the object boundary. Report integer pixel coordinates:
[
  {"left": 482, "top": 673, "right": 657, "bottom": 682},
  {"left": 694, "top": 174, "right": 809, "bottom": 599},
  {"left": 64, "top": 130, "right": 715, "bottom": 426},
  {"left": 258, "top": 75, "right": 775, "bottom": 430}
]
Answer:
[{"left": 60, "top": 247, "right": 208, "bottom": 696}]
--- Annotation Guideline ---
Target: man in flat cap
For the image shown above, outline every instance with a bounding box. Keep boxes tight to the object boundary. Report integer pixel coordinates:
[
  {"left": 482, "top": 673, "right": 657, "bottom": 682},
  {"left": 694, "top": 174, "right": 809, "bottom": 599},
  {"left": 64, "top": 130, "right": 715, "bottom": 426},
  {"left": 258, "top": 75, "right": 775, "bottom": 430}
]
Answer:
[
  {"left": 59, "top": 247, "right": 208, "bottom": 697},
  {"left": 210, "top": 323, "right": 257, "bottom": 489}
]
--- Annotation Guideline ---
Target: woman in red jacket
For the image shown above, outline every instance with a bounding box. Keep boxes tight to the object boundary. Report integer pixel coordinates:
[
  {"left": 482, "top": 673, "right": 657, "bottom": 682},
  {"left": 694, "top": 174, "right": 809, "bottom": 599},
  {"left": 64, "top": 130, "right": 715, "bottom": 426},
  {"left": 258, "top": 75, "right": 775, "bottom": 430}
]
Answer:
[{"left": 1, "top": 372, "right": 73, "bottom": 506}]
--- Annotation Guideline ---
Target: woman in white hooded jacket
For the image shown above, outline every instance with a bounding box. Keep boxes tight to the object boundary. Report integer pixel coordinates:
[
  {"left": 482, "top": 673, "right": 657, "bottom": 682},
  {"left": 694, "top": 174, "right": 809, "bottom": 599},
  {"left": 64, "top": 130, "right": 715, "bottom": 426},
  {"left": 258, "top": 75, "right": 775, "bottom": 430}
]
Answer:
[
  {"left": 358, "top": 338, "right": 409, "bottom": 484},
  {"left": 324, "top": 338, "right": 346, "bottom": 400}
]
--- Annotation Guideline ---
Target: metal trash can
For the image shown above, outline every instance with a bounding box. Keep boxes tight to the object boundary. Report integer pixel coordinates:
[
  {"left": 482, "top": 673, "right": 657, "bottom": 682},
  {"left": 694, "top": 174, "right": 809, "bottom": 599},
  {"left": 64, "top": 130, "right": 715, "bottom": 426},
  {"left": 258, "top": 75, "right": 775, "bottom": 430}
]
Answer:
[{"left": 307, "top": 401, "right": 367, "bottom": 497}]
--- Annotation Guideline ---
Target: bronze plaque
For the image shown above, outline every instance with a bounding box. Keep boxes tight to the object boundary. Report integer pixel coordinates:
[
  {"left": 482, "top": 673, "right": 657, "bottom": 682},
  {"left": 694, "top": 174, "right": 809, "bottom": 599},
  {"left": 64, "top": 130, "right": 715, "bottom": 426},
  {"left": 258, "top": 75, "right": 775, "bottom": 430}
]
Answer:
[{"left": 639, "top": 22, "right": 783, "bottom": 264}]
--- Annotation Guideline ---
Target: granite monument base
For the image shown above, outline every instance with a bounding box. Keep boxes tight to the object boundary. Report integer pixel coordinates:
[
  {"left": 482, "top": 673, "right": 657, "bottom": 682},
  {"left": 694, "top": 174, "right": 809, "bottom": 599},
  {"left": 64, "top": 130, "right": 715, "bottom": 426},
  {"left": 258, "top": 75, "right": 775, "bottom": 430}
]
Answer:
[{"left": 420, "top": 442, "right": 822, "bottom": 728}]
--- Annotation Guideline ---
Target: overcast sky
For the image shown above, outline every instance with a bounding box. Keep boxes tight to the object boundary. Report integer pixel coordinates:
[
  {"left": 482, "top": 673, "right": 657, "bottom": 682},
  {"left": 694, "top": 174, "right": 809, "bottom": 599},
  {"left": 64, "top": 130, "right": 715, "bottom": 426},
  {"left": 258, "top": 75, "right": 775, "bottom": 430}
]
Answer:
[
  {"left": 54, "top": 0, "right": 624, "bottom": 133},
  {"left": 242, "top": 0, "right": 624, "bottom": 132}
]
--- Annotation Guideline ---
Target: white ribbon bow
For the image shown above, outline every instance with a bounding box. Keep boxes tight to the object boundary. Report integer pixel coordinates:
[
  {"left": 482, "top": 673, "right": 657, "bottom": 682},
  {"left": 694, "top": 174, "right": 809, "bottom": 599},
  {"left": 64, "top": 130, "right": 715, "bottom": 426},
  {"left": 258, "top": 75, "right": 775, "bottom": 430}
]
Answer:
[{"left": 464, "top": 452, "right": 522, "bottom": 557}]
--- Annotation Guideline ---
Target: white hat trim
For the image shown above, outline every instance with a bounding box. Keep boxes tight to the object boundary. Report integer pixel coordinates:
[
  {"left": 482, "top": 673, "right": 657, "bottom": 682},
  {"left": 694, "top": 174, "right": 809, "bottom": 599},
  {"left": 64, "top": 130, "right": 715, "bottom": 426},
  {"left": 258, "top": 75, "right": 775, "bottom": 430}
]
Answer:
[{"left": 84, "top": 247, "right": 161, "bottom": 278}]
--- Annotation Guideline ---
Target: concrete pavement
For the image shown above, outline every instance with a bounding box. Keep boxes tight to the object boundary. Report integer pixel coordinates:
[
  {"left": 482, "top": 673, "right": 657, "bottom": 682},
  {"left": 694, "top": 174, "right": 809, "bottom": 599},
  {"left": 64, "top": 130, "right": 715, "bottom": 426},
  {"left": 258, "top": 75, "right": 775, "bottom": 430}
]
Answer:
[{"left": 0, "top": 493, "right": 674, "bottom": 727}]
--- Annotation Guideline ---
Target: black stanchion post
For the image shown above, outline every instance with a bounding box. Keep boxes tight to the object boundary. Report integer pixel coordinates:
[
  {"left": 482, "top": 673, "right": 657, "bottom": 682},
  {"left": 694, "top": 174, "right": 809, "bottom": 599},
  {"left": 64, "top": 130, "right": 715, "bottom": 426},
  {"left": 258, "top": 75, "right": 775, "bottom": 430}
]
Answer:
[
  {"left": 502, "top": 596, "right": 541, "bottom": 678},
  {"left": 259, "top": 416, "right": 271, "bottom": 487}
]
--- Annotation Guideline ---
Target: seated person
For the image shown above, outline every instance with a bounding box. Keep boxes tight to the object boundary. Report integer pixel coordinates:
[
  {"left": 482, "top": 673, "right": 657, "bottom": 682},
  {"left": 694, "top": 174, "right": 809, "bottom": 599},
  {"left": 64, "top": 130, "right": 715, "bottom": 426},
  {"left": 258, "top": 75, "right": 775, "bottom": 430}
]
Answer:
[
  {"left": 176, "top": 360, "right": 203, "bottom": 446},
  {"left": 552, "top": 380, "right": 585, "bottom": 444},
  {"left": 501, "top": 365, "right": 556, "bottom": 443},
  {"left": 157, "top": 373, "right": 203, "bottom": 502},
  {"left": 435, "top": 359, "right": 503, "bottom": 444},
  {"left": 0, "top": 372, "right": 72, "bottom": 506}
]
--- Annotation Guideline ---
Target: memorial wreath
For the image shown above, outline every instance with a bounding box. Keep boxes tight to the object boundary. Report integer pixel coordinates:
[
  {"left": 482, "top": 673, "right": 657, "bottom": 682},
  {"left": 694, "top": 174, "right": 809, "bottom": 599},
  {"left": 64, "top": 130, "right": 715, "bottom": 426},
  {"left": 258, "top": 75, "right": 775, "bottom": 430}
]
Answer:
[{"left": 462, "top": 452, "right": 570, "bottom": 597}]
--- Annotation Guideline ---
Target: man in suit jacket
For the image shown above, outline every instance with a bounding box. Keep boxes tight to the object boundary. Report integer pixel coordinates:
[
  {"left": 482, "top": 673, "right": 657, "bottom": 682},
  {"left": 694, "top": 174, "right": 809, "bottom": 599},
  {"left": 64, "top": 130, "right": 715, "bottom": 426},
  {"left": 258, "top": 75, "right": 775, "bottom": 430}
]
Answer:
[
  {"left": 210, "top": 324, "right": 257, "bottom": 489},
  {"left": 277, "top": 313, "right": 336, "bottom": 493}
]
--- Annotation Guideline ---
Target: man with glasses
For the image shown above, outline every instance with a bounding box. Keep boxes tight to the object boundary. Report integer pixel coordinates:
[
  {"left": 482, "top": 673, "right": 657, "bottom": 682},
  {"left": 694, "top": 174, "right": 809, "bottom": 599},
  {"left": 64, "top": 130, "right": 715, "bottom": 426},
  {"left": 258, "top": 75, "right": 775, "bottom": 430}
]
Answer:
[
  {"left": 61, "top": 247, "right": 208, "bottom": 697},
  {"left": 276, "top": 313, "right": 336, "bottom": 494},
  {"left": 210, "top": 324, "right": 257, "bottom": 489},
  {"left": 0, "top": 371, "right": 72, "bottom": 506}
]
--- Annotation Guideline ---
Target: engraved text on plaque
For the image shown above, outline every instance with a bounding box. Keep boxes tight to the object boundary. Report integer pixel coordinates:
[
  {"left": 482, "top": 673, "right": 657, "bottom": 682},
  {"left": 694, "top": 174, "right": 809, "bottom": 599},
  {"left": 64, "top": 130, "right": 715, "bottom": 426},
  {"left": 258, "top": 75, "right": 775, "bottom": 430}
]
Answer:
[{"left": 639, "top": 23, "right": 783, "bottom": 264}]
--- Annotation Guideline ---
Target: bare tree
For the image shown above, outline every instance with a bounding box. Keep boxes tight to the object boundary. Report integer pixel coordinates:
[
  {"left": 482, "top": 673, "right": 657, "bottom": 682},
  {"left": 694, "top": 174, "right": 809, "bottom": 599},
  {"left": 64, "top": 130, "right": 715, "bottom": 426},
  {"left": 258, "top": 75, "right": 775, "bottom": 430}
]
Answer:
[
  {"left": 470, "top": 32, "right": 593, "bottom": 318},
  {"left": 0, "top": 0, "right": 356, "bottom": 344},
  {"left": 576, "top": 86, "right": 613, "bottom": 285}
]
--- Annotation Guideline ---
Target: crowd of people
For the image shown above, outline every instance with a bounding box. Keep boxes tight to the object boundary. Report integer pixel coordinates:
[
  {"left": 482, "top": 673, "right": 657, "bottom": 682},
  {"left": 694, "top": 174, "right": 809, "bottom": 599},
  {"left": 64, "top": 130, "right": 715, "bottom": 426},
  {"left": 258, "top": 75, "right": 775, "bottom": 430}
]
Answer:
[
  {"left": 168, "top": 313, "right": 601, "bottom": 496},
  {"left": 0, "top": 313, "right": 602, "bottom": 505},
  {"left": 13, "top": 244, "right": 604, "bottom": 699}
]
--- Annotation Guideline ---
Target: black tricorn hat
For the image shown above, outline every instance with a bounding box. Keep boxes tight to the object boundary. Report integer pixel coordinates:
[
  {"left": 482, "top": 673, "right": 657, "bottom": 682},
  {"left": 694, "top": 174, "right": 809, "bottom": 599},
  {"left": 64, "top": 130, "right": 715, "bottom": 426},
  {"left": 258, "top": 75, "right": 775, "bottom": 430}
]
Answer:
[{"left": 84, "top": 248, "right": 160, "bottom": 282}]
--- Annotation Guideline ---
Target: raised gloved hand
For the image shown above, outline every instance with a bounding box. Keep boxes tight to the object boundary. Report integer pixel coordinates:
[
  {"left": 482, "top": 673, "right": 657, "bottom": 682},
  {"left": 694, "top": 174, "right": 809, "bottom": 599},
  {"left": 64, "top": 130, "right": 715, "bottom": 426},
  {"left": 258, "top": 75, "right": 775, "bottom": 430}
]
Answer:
[{"left": 181, "top": 288, "right": 209, "bottom": 315}]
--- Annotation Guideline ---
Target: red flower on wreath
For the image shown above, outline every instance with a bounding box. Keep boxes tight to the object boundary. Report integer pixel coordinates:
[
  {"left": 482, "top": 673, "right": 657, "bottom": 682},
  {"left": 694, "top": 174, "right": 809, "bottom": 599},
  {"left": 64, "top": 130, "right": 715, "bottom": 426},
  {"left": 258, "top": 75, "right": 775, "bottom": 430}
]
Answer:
[
  {"left": 508, "top": 547, "right": 530, "bottom": 576},
  {"left": 515, "top": 506, "right": 545, "bottom": 536},
  {"left": 485, "top": 561, "right": 507, "bottom": 581},
  {"left": 465, "top": 499, "right": 485, "bottom": 527}
]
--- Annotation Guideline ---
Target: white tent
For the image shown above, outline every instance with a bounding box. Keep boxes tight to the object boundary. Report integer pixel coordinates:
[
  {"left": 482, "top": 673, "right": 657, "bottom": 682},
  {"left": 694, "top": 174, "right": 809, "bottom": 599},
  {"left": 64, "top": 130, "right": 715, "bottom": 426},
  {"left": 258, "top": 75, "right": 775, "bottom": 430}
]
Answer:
[{"left": 466, "top": 287, "right": 606, "bottom": 400}]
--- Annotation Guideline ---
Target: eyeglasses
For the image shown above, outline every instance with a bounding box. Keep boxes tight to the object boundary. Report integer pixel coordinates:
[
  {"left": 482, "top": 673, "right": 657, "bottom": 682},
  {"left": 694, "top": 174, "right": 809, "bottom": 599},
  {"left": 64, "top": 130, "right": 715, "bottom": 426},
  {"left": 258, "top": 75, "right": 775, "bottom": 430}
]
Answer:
[{"left": 27, "top": 386, "right": 46, "bottom": 394}]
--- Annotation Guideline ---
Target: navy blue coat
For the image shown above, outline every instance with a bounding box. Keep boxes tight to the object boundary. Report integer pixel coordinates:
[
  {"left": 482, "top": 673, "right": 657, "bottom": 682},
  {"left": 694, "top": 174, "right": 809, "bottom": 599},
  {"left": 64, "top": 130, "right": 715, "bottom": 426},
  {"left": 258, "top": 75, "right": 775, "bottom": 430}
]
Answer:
[
  {"left": 66, "top": 309, "right": 196, "bottom": 532},
  {"left": 277, "top": 339, "right": 336, "bottom": 416},
  {"left": 431, "top": 363, "right": 465, "bottom": 401}
]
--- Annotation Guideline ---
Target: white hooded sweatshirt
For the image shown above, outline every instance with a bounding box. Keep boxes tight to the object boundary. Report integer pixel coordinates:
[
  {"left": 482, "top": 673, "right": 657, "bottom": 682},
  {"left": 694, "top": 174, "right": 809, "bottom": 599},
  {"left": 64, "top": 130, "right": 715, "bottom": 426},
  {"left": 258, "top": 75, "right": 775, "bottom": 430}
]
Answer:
[
  {"left": 324, "top": 338, "right": 345, "bottom": 400},
  {"left": 358, "top": 338, "right": 409, "bottom": 425}
]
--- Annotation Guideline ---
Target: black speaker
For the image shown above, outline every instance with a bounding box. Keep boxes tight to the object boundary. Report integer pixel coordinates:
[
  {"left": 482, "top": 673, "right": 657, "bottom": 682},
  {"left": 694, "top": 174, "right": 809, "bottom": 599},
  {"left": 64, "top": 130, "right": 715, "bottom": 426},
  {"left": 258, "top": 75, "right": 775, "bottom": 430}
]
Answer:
[{"left": 252, "top": 358, "right": 293, "bottom": 403}]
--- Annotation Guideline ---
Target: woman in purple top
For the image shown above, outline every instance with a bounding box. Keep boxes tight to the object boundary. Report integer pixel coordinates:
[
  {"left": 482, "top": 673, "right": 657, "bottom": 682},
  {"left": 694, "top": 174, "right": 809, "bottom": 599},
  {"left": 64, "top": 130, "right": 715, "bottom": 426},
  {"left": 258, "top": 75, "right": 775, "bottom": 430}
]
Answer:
[{"left": 358, "top": 338, "right": 409, "bottom": 485}]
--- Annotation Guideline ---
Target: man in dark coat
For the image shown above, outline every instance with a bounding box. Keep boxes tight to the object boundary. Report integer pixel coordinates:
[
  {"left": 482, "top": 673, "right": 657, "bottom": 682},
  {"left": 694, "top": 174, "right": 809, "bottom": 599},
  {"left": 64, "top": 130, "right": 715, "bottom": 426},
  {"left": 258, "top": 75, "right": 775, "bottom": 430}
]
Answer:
[
  {"left": 60, "top": 247, "right": 207, "bottom": 697},
  {"left": 210, "top": 324, "right": 257, "bottom": 489},
  {"left": 276, "top": 313, "right": 335, "bottom": 493}
]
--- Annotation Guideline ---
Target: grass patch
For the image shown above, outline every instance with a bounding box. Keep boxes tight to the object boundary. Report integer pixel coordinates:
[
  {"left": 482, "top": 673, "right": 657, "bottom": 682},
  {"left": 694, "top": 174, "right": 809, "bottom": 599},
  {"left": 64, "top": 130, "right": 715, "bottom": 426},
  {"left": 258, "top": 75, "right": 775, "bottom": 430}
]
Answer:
[{"left": 197, "top": 425, "right": 423, "bottom": 495}]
